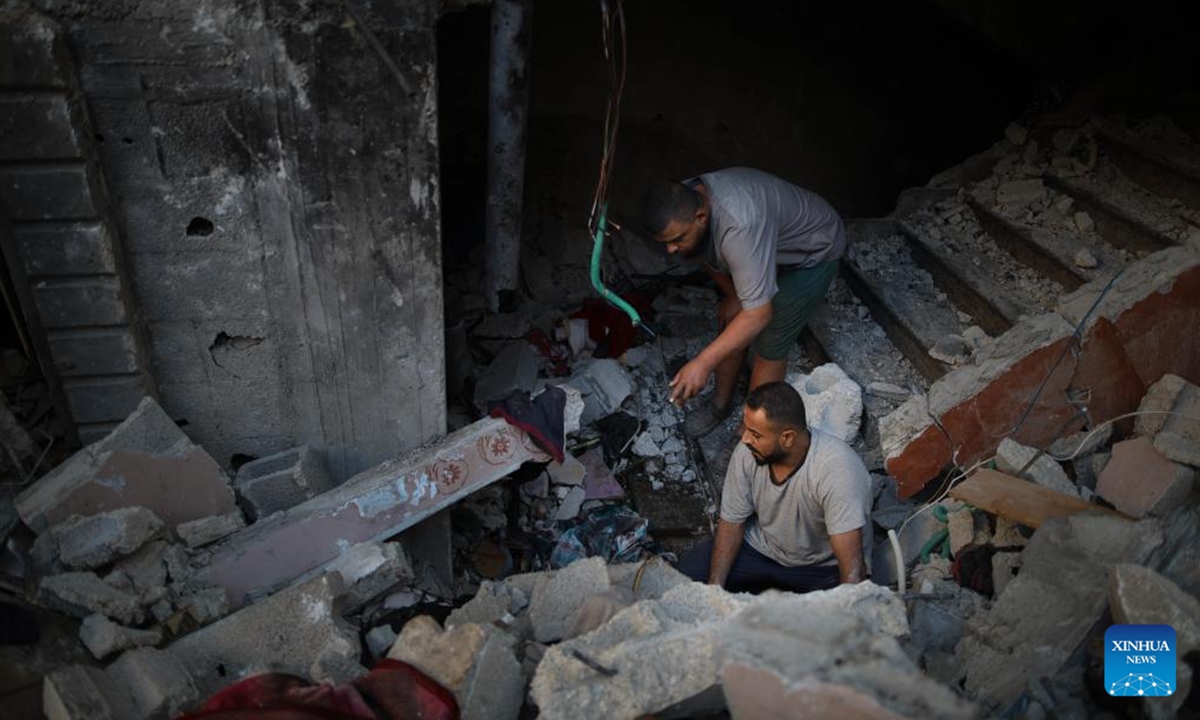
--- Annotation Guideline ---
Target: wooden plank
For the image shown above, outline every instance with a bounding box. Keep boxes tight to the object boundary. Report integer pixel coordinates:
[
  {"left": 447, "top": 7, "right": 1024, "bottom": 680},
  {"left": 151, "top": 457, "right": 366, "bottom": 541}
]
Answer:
[{"left": 949, "top": 468, "right": 1127, "bottom": 528}]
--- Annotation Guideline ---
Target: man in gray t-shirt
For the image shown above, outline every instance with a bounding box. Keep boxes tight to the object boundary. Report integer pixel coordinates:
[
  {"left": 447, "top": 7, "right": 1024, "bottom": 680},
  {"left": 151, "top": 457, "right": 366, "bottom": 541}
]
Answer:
[
  {"left": 641, "top": 168, "right": 846, "bottom": 437},
  {"left": 676, "top": 382, "right": 872, "bottom": 593}
]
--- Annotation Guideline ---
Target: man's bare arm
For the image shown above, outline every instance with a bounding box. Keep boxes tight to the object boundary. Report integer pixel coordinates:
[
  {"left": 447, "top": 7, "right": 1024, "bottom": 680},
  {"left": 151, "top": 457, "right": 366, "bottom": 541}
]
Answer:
[
  {"left": 829, "top": 528, "right": 865, "bottom": 584},
  {"left": 670, "top": 304, "right": 772, "bottom": 403},
  {"left": 708, "top": 519, "right": 746, "bottom": 587}
]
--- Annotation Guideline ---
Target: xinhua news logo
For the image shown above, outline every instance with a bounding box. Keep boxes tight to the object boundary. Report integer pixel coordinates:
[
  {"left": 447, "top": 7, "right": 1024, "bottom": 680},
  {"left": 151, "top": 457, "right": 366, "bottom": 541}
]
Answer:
[{"left": 1105, "top": 624, "right": 1176, "bottom": 698}]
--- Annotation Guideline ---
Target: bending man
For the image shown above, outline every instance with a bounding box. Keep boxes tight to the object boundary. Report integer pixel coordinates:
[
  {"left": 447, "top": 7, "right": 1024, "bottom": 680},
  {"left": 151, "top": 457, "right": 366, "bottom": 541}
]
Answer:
[
  {"left": 677, "top": 381, "right": 871, "bottom": 593},
  {"left": 641, "top": 167, "right": 845, "bottom": 436}
]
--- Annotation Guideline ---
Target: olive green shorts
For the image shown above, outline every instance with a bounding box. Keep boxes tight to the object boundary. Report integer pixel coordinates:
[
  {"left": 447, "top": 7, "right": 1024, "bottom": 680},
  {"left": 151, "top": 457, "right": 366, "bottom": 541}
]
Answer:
[{"left": 753, "top": 259, "right": 839, "bottom": 362}]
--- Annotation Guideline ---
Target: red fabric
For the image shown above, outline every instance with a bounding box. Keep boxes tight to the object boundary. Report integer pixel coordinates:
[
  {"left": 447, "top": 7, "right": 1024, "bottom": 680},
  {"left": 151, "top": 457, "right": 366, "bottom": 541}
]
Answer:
[
  {"left": 570, "top": 294, "right": 651, "bottom": 359},
  {"left": 177, "top": 660, "right": 459, "bottom": 720}
]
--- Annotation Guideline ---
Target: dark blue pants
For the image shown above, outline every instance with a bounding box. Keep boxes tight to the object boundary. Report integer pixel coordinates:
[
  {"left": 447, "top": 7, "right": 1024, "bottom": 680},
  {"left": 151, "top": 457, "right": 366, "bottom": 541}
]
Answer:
[{"left": 677, "top": 537, "right": 840, "bottom": 594}]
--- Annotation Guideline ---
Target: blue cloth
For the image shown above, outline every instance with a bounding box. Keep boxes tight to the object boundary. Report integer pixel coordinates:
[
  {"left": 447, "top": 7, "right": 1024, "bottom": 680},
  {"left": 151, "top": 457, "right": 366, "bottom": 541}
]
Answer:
[{"left": 677, "top": 537, "right": 839, "bottom": 594}]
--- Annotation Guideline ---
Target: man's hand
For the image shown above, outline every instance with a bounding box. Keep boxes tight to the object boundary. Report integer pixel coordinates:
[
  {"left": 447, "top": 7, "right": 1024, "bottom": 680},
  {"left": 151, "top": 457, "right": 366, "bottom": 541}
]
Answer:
[{"left": 669, "top": 357, "right": 713, "bottom": 406}]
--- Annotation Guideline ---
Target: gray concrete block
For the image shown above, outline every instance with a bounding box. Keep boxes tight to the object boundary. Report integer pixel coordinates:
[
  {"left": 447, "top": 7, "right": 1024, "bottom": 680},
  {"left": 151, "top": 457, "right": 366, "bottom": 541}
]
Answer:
[
  {"left": 32, "top": 277, "right": 127, "bottom": 329},
  {"left": 43, "top": 664, "right": 133, "bottom": 720},
  {"left": 528, "top": 556, "right": 611, "bottom": 643},
  {"left": 79, "top": 613, "right": 162, "bottom": 660},
  {"left": 0, "top": 165, "right": 95, "bottom": 220},
  {"left": 234, "top": 445, "right": 334, "bottom": 521},
  {"left": 473, "top": 341, "right": 539, "bottom": 409},
  {"left": 174, "top": 586, "right": 230, "bottom": 626},
  {"left": 388, "top": 617, "right": 523, "bottom": 720},
  {"left": 38, "top": 572, "right": 142, "bottom": 624},
  {"left": 112, "top": 540, "right": 169, "bottom": 597},
  {"left": 48, "top": 328, "right": 140, "bottom": 377},
  {"left": 567, "top": 358, "right": 633, "bottom": 424},
  {"left": 0, "top": 94, "right": 81, "bottom": 160},
  {"left": 169, "top": 574, "right": 360, "bottom": 698},
  {"left": 57, "top": 506, "right": 164, "bottom": 570},
  {"left": 15, "top": 396, "right": 236, "bottom": 534},
  {"left": 324, "top": 540, "right": 414, "bottom": 612},
  {"left": 995, "top": 437, "right": 1078, "bottom": 496},
  {"left": 107, "top": 647, "right": 198, "bottom": 720},
  {"left": 365, "top": 624, "right": 397, "bottom": 659},
  {"left": 176, "top": 511, "right": 246, "bottom": 549}
]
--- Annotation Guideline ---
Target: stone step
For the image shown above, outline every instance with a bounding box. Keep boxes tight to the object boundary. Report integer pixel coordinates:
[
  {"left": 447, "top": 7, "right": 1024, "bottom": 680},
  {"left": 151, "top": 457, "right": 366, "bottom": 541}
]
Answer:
[
  {"left": 1046, "top": 164, "right": 1191, "bottom": 255},
  {"left": 1098, "top": 128, "right": 1200, "bottom": 212},
  {"left": 843, "top": 225, "right": 973, "bottom": 383},
  {"left": 966, "top": 197, "right": 1121, "bottom": 291}
]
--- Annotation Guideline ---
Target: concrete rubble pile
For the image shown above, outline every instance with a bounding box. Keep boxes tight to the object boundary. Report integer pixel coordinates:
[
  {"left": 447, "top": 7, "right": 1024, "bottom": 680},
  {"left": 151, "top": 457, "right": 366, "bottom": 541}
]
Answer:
[{"left": 870, "top": 373, "right": 1200, "bottom": 718}]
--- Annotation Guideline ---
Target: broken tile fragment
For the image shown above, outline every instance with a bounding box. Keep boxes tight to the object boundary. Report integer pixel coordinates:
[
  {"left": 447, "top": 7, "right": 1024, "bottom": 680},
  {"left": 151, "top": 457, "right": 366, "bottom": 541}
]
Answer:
[{"left": 176, "top": 511, "right": 246, "bottom": 548}]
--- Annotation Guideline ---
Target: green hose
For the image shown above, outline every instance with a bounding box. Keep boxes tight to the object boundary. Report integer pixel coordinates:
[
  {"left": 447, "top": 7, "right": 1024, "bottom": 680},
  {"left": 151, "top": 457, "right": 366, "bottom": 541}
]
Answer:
[
  {"left": 590, "top": 204, "right": 645, "bottom": 328},
  {"left": 919, "top": 527, "right": 950, "bottom": 564}
]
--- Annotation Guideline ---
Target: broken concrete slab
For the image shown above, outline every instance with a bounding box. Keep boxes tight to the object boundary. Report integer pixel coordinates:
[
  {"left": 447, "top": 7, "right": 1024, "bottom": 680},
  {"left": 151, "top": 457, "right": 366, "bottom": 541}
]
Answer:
[
  {"left": 447, "top": 579, "right": 523, "bottom": 630},
  {"left": 995, "top": 437, "right": 1077, "bottom": 496},
  {"left": 1148, "top": 377, "right": 1200, "bottom": 467},
  {"left": 788, "top": 363, "right": 863, "bottom": 443},
  {"left": 388, "top": 616, "right": 522, "bottom": 720},
  {"left": 169, "top": 574, "right": 361, "bottom": 698},
  {"left": 606, "top": 559, "right": 690, "bottom": 601},
  {"left": 57, "top": 506, "right": 164, "bottom": 570},
  {"left": 175, "top": 511, "right": 246, "bottom": 549},
  {"left": 528, "top": 556, "right": 611, "bottom": 643},
  {"left": 1109, "top": 563, "right": 1200, "bottom": 718},
  {"left": 39, "top": 572, "right": 142, "bottom": 625},
  {"left": 16, "top": 397, "right": 238, "bottom": 533},
  {"left": 193, "top": 418, "right": 548, "bottom": 608},
  {"left": 233, "top": 445, "right": 335, "bottom": 522},
  {"left": 567, "top": 358, "right": 633, "bottom": 425},
  {"left": 531, "top": 583, "right": 750, "bottom": 720},
  {"left": 79, "top": 613, "right": 162, "bottom": 660},
  {"left": 553, "top": 486, "right": 586, "bottom": 521},
  {"left": 1096, "top": 437, "right": 1195, "bottom": 517},
  {"left": 946, "top": 508, "right": 988, "bottom": 557},
  {"left": 1136, "top": 374, "right": 1189, "bottom": 439},
  {"left": 43, "top": 664, "right": 134, "bottom": 720},
  {"left": 957, "top": 514, "right": 1163, "bottom": 710},
  {"left": 324, "top": 540, "right": 414, "bottom": 612},
  {"left": 112, "top": 540, "right": 169, "bottom": 597},
  {"left": 473, "top": 341, "right": 539, "bottom": 410}
]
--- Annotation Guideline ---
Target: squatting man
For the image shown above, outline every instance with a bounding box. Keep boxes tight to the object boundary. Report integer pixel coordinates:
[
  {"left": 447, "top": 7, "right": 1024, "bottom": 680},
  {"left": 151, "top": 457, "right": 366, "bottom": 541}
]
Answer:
[
  {"left": 675, "top": 381, "right": 871, "bottom": 592},
  {"left": 639, "top": 166, "right": 846, "bottom": 438}
]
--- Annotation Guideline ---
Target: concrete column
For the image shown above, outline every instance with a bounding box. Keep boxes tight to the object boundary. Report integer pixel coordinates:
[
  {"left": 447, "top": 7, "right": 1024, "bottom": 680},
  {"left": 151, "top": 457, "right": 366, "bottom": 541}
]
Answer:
[{"left": 484, "top": 0, "right": 532, "bottom": 312}]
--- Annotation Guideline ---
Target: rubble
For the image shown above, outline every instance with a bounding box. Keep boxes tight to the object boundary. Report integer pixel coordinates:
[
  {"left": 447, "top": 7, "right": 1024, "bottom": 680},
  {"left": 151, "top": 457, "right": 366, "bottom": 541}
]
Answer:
[
  {"left": 14, "top": 397, "right": 238, "bottom": 534},
  {"left": 473, "top": 341, "right": 540, "bottom": 410},
  {"left": 1096, "top": 437, "right": 1194, "bottom": 517},
  {"left": 994, "top": 437, "right": 1078, "bottom": 497},
  {"left": 38, "top": 571, "right": 143, "bottom": 625},
  {"left": 956, "top": 513, "right": 1164, "bottom": 710},
  {"left": 79, "top": 613, "right": 162, "bottom": 660},
  {"left": 387, "top": 616, "right": 523, "bottom": 720},
  {"left": 1135, "top": 373, "right": 1200, "bottom": 467},
  {"left": 528, "top": 556, "right": 611, "bottom": 643},
  {"left": 565, "top": 358, "right": 633, "bottom": 425},
  {"left": 787, "top": 362, "right": 863, "bottom": 442},
  {"left": 175, "top": 510, "right": 246, "bottom": 549},
  {"left": 233, "top": 446, "right": 335, "bottom": 521},
  {"left": 55, "top": 507, "right": 164, "bottom": 570}
]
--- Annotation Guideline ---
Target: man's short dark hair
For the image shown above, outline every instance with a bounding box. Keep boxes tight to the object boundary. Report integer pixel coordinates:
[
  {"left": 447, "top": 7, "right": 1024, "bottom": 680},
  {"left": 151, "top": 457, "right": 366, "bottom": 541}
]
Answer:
[
  {"left": 745, "top": 381, "right": 808, "bottom": 431},
  {"left": 640, "top": 180, "right": 700, "bottom": 235}
]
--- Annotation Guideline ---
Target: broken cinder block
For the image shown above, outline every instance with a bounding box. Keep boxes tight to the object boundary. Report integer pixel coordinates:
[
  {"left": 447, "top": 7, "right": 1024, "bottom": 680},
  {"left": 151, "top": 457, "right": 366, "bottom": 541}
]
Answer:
[
  {"left": 176, "top": 510, "right": 246, "bottom": 549},
  {"left": 57, "top": 507, "right": 164, "bottom": 570},
  {"left": 1096, "top": 437, "right": 1195, "bottom": 518},
  {"left": 233, "top": 446, "right": 334, "bottom": 522}
]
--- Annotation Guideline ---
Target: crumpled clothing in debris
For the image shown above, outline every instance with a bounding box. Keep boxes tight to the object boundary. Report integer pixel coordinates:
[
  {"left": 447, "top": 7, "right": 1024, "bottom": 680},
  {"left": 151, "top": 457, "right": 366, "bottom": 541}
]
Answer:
[
  {"left": 176, "top": 659, "right": 459, "bottom": 720},
  {"left": 549, "top": 505, "right": 649, "bottom": 569},
  {"left": 570, "top": 294, "right": 651, "bottom": 359},
  {"left": 488, "top": 386, "right": 566, "bottom": 463}
]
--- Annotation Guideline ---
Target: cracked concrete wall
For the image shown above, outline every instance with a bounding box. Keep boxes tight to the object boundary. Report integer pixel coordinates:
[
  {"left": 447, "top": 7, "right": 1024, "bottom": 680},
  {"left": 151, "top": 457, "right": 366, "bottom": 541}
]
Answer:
[{"left": 29, "top": 0, "right": 446, "bottom": 477}]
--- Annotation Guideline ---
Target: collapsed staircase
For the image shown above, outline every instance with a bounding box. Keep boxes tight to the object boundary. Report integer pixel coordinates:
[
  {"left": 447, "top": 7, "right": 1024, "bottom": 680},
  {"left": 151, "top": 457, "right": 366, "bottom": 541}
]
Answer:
[{"left": 804, "top": 114, "right": 1200, "bottom": 497}]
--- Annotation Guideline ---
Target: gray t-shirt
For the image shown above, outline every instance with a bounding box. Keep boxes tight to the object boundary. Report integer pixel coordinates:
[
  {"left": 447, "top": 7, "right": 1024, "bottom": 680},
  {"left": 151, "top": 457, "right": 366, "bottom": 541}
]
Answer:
[
  {"left": 720, "top": 428, "right": 872, "bottom": 568},
  {"left": 692, "top": 167, "right": 847, "bottom": 311}
]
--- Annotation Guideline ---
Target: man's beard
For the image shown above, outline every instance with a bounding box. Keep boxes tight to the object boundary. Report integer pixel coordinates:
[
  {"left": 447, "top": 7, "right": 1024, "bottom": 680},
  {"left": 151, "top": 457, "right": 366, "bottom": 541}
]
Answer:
[
  {"left": 679, "top": 228, "right": 711, "bottom": 259},
  {"left": 748, "top": 444, "right": 785, "bottom": 467}
]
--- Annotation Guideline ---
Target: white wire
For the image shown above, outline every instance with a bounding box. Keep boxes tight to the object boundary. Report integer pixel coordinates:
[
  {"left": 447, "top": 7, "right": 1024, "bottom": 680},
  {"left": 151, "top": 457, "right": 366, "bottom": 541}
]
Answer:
[{"left": 894, "top": 408, "right": 1200, "bottom": 538}]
